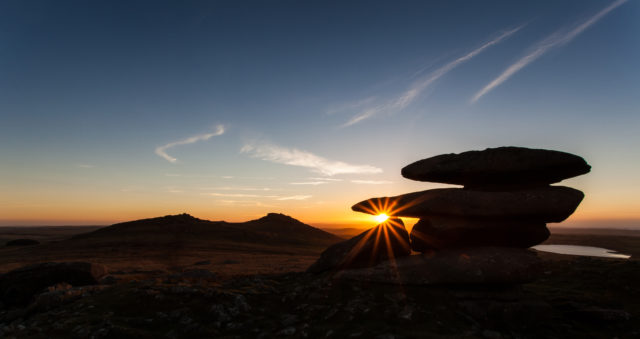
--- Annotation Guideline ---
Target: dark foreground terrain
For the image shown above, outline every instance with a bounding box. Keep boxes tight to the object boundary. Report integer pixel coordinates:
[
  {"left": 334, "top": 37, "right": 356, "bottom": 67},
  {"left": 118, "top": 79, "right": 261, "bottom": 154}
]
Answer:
[
  {"left": 0, "top": 217, "right": 638, "bottom": 338},
  {"left": 0, "top": 256, "right": 638, "bottom": 339}
]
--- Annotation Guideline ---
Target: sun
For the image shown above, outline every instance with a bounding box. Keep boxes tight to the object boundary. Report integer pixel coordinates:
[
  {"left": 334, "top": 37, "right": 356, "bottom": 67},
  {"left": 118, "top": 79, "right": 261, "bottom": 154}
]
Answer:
[{"left": 374, "top": 213, "right": 389, "bottom": 223}]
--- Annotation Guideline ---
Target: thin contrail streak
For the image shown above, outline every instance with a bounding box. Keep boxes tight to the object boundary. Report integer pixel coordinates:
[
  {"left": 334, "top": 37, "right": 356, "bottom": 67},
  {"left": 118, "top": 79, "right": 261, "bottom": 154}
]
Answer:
[
  {"left": 471, "top": 0, "right": 627, "bottom": 103},
  {"left": 341, "top": 24, "right": 525, "bottom": 127}
]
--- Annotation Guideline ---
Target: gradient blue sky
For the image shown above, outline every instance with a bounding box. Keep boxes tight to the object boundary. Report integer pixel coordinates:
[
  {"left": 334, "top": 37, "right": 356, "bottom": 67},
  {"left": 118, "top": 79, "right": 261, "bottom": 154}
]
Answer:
[{"left": 1, "top": 0, "right": 638, "bottom": 226}]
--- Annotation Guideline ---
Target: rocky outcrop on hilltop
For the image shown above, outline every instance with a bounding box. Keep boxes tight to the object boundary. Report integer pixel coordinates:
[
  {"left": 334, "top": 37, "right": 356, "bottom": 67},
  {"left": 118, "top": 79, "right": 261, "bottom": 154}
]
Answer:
[{"left": 311, "top": 146, "right": 591, "bottom": 284}]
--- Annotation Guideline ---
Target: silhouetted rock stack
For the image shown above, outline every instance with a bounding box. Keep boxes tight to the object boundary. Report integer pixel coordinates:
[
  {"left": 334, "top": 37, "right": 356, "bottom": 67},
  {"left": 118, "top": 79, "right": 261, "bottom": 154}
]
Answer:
[{"left": 311, "top": 146, "right": 591, "bottom": 284}]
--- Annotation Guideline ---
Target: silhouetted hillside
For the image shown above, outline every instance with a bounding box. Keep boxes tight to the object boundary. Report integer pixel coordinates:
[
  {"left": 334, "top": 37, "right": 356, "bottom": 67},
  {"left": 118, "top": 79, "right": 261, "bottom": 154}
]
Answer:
[
  {"left": 72, "top": 213, "right": 342, "bottom": 248},
  {"left": 240, "top": 213, "right": 342, "bottom": 243}
]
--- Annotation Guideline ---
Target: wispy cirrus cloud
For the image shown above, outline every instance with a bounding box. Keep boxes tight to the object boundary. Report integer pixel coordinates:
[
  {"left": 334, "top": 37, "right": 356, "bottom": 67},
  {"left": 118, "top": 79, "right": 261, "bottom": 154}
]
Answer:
[
  {"left": 351, "top": 180, "right": 393, "bottom": 185},
  {"left": 309, "top": 177, "right": 343, "bottom": 182},
  {"left": 471, "top": 0, "right": 627, "bottom": 103},
  {"left": 277, "top": 195, "right": 312, "bottom": 201},
  {"left": 198, "top": 186, "right": 274, "bottom": 191},
  {"left": 155, "top": 125, "right": 225, "bottom": 163},
  {"left": 290, "top": 181, "right": 328, "bottom": 186},
  {"left": 341, "top": 25, "right": 525, "bottom": 127},
  {"left": 326, "top": 96, "right": 376, "bottom": 115},
  {"left": 205, "top": 192, "right": 313, "bottom": 202},
  {"left": 215, "top": 200, "right": 275, "bottom": 207},
  {"left": 202, "top": 193, "right": 264, "bottom": 198},
  {"left": 289, "top": 177, "right": 344, "bottom": 185},
  {"left": 241, "top": 142, "right": 382, "bottom": 176}
]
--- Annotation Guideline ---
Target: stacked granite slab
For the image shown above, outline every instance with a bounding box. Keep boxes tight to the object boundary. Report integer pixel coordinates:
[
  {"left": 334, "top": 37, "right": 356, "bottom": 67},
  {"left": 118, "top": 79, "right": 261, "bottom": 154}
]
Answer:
[
  {"left": 353, "top": 147, "right": 590, "bottom": 252},
  {"left": 316, "top": 147, "right": 590, "bottom": 284}
]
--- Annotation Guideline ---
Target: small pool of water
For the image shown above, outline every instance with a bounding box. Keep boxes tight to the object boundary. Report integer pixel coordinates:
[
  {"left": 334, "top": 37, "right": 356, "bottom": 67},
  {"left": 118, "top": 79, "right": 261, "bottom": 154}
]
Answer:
[{"left": 533, "top": 244, "right": 630, "bottom": 259}]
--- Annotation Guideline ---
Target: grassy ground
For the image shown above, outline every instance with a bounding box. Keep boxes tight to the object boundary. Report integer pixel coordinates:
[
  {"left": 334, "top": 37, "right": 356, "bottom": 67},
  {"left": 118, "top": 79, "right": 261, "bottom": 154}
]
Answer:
[
  {"left": 0, "top": 227, "right": 638, "bottom": 338},
  {"left": 1, "top": 255, "right": 638, "bottom": 338}
]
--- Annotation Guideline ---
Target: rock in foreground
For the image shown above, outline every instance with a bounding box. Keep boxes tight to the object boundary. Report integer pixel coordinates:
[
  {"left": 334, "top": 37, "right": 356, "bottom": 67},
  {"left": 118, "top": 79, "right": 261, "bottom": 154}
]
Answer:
[
  {"left": 401, "top": 146, "right": 591, "bottom": 188},
  {"left": 351, "top": 186, "right": 584, "bottom": 222},
  {"left": 338, "top": 247, "right": 543, "bottom": 285},
  {"left": 0, "top": 262, "right": 108, "bottom": 307},
  {"left": 410, "top": 217, "right": 550, "bottom": 251},
  {"left": 307, "top": 218, "right": 410, "bottom": 273}
]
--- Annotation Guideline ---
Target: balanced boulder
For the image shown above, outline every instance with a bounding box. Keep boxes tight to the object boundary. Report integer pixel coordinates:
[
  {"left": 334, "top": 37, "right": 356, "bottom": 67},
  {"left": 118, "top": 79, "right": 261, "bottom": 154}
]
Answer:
[
  {"left": 410, "top": 217, "right": 550, "bottom": 251},
  {"left": 352, "top": 186, "right": 584, "bottom": 222},
  {"left": 318, "top": 146, "right": 589, "bottom": 285},
  {"left": 401, "top": 146, "right": 590, "bottom": 188},
  {"left": 0, "top": 262, "right": 108, "bottom": 307},
  {"left": 307, "top": 218, "right": 410, "bottom": 273}
]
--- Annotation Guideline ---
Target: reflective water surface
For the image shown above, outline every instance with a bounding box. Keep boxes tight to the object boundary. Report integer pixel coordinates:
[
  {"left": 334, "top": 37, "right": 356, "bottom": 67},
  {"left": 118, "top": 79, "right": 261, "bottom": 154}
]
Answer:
[{"left": 533, "top": 244, "right": 631, "bottom": 259}]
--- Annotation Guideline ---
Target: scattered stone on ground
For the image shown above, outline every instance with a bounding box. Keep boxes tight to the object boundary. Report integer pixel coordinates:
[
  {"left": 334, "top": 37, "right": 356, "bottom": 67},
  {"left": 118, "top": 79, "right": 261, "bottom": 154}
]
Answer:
[{"left": 0, "top": 257, "right": 637, "bottom": 338}]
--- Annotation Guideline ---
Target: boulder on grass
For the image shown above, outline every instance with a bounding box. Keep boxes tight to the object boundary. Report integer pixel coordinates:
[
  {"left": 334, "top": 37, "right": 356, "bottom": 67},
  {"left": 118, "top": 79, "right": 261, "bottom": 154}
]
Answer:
[{"left": 0, "top": 262, "right": 108, "bottom": 307}]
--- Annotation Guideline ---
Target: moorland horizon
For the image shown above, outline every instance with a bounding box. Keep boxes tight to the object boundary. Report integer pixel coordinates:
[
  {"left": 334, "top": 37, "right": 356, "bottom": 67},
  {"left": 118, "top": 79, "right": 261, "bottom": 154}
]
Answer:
[{"left": 2, "top": 212, "right": 640, "bottom": 231}]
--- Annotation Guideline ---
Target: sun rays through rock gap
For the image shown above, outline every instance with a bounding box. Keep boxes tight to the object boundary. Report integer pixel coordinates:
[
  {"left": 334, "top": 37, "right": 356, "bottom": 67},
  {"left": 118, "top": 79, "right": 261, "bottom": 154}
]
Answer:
[{"left": 336, "top": 217, "right": 411, "bottom": 275}]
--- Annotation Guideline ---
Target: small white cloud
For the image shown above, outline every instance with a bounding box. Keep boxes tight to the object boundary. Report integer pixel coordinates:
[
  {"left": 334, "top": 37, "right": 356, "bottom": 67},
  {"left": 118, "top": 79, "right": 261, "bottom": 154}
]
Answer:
[
  {"left": 351, "top": 180, "right": 393, "bottom": 185},
  {"left": 215, "top": 200, "right": 275, "bottom": 207},
  {"left": 155, "top": 124, "right": 225, "bottom": 163},
  {"left": 241, "top": 142, "right": 382, "bottom": 176},
  {"left": 276, "top": 195, "right": 313, "bottom": 201},
  {"left": 202, "top": 193, "right": 262, "bottom": 198},
  {"left": 199, "top": 186, "right": 273, "bottom": 191},
  {"left": 309, "top": 177, "right": 343, "bottom": 182},
  {"left": 290, "top": 181, "right": 328, "bottom": 186}
]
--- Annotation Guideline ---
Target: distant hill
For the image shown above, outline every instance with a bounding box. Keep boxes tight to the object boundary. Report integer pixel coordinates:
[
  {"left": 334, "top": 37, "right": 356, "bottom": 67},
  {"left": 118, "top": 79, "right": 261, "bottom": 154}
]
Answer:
[
  {"left": 71, "top": 213, "right": 342, "bottom": 249},
  {"left": 0, "top": 213, "right": 344, "bottom": 273}
]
